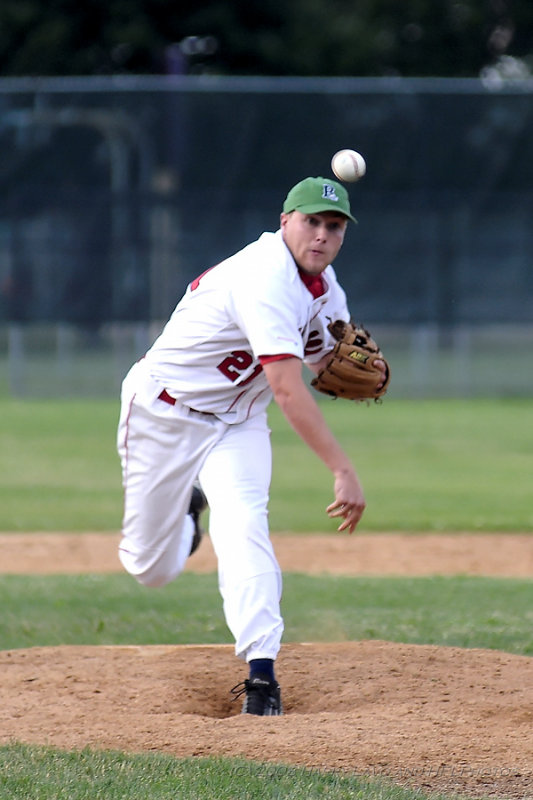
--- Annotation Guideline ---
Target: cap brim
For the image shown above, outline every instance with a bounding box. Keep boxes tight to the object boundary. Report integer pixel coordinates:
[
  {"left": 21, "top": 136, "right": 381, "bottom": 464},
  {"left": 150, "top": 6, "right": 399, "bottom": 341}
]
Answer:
[{"left": 293, "top": 203, "right": 357, "bottom": 224}]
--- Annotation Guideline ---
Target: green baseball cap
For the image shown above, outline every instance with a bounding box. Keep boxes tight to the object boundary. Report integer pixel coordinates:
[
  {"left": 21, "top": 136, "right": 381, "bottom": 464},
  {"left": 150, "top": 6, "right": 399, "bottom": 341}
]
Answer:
[{"left": 283, "top": 176, "right": 357, "bottom": 223}]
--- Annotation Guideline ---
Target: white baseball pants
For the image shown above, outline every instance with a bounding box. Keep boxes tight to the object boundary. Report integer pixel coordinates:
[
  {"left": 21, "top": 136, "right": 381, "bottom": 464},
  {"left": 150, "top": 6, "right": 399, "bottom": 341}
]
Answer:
[{"left": 117, "top": 361, "right": 284, "bottom": 662}]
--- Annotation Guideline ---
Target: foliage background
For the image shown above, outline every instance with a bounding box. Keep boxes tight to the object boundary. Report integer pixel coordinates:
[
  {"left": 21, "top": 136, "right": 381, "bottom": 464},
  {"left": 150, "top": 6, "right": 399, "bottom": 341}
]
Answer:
[{"left": 0, "top": 0, "right": 532, "bottom": 79}]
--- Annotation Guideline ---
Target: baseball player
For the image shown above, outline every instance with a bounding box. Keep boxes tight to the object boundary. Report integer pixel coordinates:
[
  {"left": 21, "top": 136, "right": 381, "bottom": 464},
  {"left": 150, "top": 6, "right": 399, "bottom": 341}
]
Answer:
[{"left": 117, "top": 176, "right": 385, "bottom": 715}]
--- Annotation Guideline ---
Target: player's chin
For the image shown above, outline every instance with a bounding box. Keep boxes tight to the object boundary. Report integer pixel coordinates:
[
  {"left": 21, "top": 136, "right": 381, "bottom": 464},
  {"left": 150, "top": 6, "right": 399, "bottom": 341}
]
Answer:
[{"left": 302, "top": 255, "right": 329, "bottom": 273}]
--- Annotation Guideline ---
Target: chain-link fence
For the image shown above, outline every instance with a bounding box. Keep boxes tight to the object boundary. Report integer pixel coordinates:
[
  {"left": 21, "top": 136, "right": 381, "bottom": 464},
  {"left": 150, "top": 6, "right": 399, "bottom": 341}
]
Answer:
[{"left": 1, "top": 75, "right": 532, "bottom": 397}]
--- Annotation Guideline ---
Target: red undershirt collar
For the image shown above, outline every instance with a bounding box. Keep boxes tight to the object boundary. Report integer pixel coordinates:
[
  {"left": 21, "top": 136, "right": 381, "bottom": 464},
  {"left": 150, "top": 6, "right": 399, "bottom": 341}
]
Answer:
[{"left": 298, "top": 268, "right": 326, "bottom": 299}]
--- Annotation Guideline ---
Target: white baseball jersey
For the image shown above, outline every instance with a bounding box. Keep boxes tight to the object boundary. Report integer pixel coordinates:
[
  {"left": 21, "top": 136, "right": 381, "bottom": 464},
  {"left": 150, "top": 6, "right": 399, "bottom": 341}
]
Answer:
[{"left": 144, "top": 229, "right": 350, "bottom": 424}]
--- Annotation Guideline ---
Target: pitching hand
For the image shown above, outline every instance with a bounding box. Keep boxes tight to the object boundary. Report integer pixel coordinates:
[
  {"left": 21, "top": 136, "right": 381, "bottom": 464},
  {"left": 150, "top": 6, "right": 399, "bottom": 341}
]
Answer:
[{"left": 326, "top": 470, "right": 366, "bottom": 533}]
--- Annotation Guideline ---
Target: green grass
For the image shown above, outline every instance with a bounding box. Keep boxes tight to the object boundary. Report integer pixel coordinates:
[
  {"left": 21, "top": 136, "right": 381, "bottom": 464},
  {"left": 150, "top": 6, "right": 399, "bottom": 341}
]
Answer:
[
  {"left": 0, "top": 745, "right": 457, "bottom": 800},
  {"left": 0, "top": 397, "right": 532, "bottom": 532},
  {"left": 1, "top": 572, "right": 531, "bottom": 655},
  {"left": 269, "top": 397, "right": 533, "bottom": 532},
  {"left": 0, "top": 399, "right": 120, "bottom": 531}
]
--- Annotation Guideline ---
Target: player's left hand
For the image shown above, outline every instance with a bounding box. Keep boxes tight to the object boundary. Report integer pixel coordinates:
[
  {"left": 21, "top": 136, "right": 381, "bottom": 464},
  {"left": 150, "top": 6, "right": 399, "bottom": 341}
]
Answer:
[
  {"left": 374, "top": 358, "right": 388, "bottom": 390},
  {"left": 311, "top": 320, "right": 391, "bottom": 401}
]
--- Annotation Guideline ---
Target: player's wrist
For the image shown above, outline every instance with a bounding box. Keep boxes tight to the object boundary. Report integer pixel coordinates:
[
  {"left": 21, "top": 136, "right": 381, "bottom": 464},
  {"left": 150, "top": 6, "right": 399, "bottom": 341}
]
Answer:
[{"left": 332, "top": 463, "right": 355, "bottom": 479}]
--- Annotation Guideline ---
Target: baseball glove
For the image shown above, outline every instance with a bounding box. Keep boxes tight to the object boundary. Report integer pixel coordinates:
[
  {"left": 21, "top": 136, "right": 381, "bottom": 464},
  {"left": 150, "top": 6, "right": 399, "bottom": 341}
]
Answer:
[{"left": 311, "top": 320, "right": 390, "bottom": 401}]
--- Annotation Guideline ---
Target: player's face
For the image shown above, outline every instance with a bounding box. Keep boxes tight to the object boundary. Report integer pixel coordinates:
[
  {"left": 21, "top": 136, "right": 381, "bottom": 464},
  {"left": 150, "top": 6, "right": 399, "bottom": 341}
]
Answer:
[{"left": 280, "top": 210, "right": 348, "bottom": 274}]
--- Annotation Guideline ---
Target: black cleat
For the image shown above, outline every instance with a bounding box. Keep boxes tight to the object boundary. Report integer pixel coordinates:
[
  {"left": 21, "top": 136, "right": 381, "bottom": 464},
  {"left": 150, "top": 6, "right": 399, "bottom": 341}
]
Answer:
[
  {"left": 231, "top": 674, "right": 283, "bottom": 716},
  {"left": 188, "top": 484, "right": 208, "bottom": 555}
]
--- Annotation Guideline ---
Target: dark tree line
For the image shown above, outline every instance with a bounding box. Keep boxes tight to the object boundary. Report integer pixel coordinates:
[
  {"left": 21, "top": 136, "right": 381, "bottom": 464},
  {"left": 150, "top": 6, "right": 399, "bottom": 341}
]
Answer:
[{"left": 0, "top": 0, "right": 532, "bottom": 78}]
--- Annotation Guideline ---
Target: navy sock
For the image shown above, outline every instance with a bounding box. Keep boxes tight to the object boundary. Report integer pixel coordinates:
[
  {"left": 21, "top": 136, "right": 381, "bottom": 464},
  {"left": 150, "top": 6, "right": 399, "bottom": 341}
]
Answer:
[{"left": 249, "top": 658, "right": 275, "bottom": 682}]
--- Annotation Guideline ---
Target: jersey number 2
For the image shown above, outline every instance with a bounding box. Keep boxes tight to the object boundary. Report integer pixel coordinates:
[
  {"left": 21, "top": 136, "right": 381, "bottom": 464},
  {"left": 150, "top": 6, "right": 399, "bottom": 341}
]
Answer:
[{"left": 217, "top": 351, "right": 263, "bottom": 386}]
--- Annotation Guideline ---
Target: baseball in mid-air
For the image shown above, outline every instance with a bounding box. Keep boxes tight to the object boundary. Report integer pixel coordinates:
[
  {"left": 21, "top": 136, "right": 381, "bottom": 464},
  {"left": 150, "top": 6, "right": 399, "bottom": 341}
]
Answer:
[{"left": 331, "top": 149, "right": 367, "bottom": 182}]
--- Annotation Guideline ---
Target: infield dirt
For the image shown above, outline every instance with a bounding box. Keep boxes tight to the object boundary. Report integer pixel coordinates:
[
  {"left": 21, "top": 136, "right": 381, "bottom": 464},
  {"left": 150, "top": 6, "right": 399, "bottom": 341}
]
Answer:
[{"left": 1, "top": 532, "right": 532, "bottom": 799}]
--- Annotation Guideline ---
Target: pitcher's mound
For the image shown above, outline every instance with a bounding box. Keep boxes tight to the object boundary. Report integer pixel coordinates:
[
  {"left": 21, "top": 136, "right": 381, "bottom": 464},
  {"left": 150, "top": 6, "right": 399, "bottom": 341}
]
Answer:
[{"left": 1, "top": 641, "right": 531, "bottom": 799}]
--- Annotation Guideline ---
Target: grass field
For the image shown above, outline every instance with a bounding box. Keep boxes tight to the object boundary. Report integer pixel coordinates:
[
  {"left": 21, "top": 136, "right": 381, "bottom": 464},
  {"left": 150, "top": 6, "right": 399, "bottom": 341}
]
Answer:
[
  {"left": 0, "top": 397, "right": 531, "bottom": 532},
  {"left": 0, "top": 745, "right": 456, "bottom": 800},
  {"left": 1, "top": 572, "right": 532, "bottom": 654},
  {"left": 1, "top": 396, "right": 531, "bottom": 799}
]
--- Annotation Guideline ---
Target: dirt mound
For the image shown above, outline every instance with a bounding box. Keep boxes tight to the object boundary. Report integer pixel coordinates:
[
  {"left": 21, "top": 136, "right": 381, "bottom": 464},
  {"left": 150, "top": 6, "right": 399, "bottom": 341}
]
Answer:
[
  {"left": 1, "top": 641, "right": 531, "bottom": 798},
  {"left": 2, "top": 532, "right": 533, "bottom": 577},
  {"left": 1, "top": 532, "right": 532, "bottom": 798}
]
